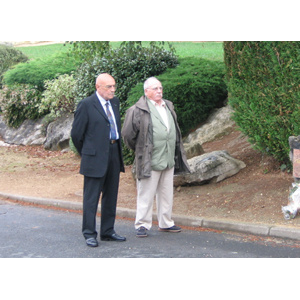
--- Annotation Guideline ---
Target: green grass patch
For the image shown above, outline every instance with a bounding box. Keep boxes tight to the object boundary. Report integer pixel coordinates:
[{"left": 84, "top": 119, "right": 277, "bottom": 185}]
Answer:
[
  {"left": 111, "top": 41, "right": 224, "bottom": 61},
  {"left": 16, "top": 43, "right": 71, "bottom": 59},
  {"left": 170, "top": 42, "right": 224, "bottom": 60},
  {"left": 17, "top": 41, "right": 224, "bottom": 61}
]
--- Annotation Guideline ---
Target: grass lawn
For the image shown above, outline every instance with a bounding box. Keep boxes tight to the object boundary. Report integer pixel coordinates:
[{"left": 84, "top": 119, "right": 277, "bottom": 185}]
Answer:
[
  {"left": 17, "top": 41, "right": 224, "bottom": 62},
  {"left": 16, "top": 43, "right": 71, "bottom": 59},
  {"left": 170, "top": 41, "right": 223, "bottom": 61},
  {"left": 111, "top": 41, "right": 224, "bottom": 61}
]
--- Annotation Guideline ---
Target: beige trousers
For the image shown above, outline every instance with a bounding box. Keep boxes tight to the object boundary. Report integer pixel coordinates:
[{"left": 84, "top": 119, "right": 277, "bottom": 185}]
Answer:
[{"left": 135, "top": 167, "right": 175, "bottom": 230}]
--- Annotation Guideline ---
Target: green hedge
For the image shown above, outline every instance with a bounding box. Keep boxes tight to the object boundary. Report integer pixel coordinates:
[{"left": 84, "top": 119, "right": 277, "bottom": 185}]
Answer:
[
  {"left": 126, "top": 57, "right": 228, "bottom": 136},
  {"left": 39, "top": 74, "right": 77, "bottom": 118},
  {"left": 224, "top": 41, "right": 300, "bottom": 166},
  {"left": 0, "top": 45, "right": 28, "bottom": 88},
  {"left": 74, "top": 45, "right": 178, "bottom": 116},
  {"left": 3, "top": 52, "right": 81, "bottom": 91},
  {"left": 0, "top": 84, "right": 43, "bottom": 128}
]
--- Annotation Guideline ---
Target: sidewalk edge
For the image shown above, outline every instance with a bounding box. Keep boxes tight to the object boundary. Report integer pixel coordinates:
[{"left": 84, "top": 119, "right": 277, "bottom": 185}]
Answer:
[{"left": 2, "top": 192, "right": 300, "bottom": 241}]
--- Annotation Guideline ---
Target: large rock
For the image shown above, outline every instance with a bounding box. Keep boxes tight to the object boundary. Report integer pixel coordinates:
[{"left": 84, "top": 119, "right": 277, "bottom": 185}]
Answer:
[
  {"left": 0, "top": 114, "right": 74, "bottom": 150},
  {"left": 44, "top": 114, "right": 74, "bottom": 150},
  {"left": 184, "top": 105, "right": 235, "bottom": 146},
  {"left": 173, "top": 150, "right": 246, "bottom": 186},
  {"left": 185, "top": 142, "right": 205, "bottom": 159},
  {"left": 0, "top": 115, "right": 46, "bottom": 146}
]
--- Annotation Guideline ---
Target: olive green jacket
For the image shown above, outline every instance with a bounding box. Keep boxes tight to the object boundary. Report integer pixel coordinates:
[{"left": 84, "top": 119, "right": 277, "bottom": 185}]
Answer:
[{"left": 147, "top": 99, "right": 176, "bottom": 171}]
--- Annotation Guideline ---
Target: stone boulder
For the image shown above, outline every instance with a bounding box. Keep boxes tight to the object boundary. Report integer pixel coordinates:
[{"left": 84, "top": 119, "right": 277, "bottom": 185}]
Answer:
[
  {"left": 0, "top": 115, "right": 46, "bottom": 146},
  {"left": 184, "top": 142, "right": 205, "bottom": 159},
  {"left": 173, "top": 150, "right": 246, "bottom": 187},
  {"left": 184, "top": 105, "right": 235, "bottom": 146},
  {"left": 44, "top": 114, "right": 74, "bottom": 150},
  {"left": 0, "top": 114, "right": 74, "bottom": 151}
]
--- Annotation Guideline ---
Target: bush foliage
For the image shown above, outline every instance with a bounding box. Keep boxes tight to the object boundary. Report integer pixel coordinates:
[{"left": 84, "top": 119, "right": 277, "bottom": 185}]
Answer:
[
  {"left": 74, "top": 44, "right": 178, "bottom": 116},
  {"left": 0, "top": 42, "right": 177, "bottom": 131},
  {"left": 127, "top": 57, "right": 228, "bottom": 136},
  {"left": 0, "top": 84, "right": 43, "bottom": 128},
  {"left": 224, "top": 41, "right": 300, "bottom": 165},
  {"left": 3, "top": 52, "right": 81, "bottom": 91},
  {"left": 40, "top": 74, "right": 77, "bottom": 119},
  {"left": 0, "top": 45, "right": 28, "bottom": 88}
]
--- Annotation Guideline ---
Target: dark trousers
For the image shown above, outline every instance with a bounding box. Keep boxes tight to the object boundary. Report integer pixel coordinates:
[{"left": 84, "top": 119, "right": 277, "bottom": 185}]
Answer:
[{"left": 82, "top": 142, "right": 121, "bottom": 239}]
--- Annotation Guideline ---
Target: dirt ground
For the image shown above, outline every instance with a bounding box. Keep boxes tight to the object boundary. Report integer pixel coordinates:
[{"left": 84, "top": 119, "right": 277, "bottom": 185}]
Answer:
[{"left": 1, "top": 127, "right": 300, "bottom": 228}]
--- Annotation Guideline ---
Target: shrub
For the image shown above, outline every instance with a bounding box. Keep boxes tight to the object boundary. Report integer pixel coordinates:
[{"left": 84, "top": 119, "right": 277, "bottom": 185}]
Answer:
[
  {"left": 3, "top": 52, "right": 81, "bottom": 91},
  {"left": 72, "top": 43, "right": 178, "bottom": 162},
  {"left": 0, "top": 84, "right": 43, "bottom": 128},
  {"left": 74, "top": 44, "right": 178, "bottom": 116},
  {"left": 0, "top": 45, "right": 28, "bottom": 88},
  {"left": 224, "top": 41, "right": 300, "bottom": 166},
  {"left": 40, "top": 74, "right": 77, "bottom": 119},
  {"left": 126, "top": 57, "right": 228, "bottom": 136}
]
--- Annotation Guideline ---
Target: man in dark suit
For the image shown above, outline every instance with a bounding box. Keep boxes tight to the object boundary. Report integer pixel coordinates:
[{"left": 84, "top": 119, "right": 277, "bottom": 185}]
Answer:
[{"left": 71, "top": 73, "right": 126, "bottom": 247}]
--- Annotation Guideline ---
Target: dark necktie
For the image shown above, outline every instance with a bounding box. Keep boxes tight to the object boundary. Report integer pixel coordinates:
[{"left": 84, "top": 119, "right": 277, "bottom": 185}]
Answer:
[{"left": 105, "top": 102, "right": 117, "bottom": 140}]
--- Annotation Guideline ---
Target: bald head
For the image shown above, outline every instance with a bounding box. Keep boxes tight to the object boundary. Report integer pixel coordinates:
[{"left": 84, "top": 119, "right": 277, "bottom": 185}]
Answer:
[{"left": 95, "top": 73, "right": 116, "bottom": 101}]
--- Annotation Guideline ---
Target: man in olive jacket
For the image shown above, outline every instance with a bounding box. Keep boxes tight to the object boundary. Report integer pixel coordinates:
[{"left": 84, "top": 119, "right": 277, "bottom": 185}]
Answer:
[{"left": 122, "top": 77, "right": 190, "bottom": 237}]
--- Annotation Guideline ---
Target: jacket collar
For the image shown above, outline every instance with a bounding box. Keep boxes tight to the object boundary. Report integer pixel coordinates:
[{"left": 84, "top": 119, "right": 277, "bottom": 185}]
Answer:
[
  {"left": 135, "top": 96, "right": 149, "bottom": 111},
  {"left": 92, "top": 92, "right": 109, "bottom": 120},
  {"left": 136, "top": 95, "right": 169, "bottom": 112}
]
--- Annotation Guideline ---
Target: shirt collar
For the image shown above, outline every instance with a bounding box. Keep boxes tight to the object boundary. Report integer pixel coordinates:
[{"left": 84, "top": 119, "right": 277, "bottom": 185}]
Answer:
[
  {"left": 96, "top": 91, "right": 110, "bottom": 106},
  {"left": 148, "top": 97, "right": 166, "bottom": 108}
]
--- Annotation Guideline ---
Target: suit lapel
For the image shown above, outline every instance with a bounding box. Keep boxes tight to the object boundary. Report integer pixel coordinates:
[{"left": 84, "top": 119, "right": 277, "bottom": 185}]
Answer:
[
  {"left": 90, "top": 91, "right": 122, "bottom": 131},
  {"left": 110, "top": 98, "right": 119, "bottom": 118},
  {"left": 92, "top": 93, "right": 108, "bottom": 120},
  {"left": 110, "top": 98, "right": 121, "bottom": 133},
  {"left": 92, "top": 94, "right": 121, "bottom": 135},
  {"left": 148, "top": 100, "right": 167, "bottom": 129}
]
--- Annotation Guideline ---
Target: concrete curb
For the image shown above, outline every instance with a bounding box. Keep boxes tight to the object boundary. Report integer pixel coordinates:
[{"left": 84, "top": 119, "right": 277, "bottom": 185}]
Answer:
[{"left": 1, "top": 192, "right": 300, "bottom": 241}]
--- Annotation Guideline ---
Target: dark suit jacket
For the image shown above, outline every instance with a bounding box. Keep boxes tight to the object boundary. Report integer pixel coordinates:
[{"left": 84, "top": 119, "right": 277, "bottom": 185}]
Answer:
[{"left": 71, "top": 92, "right": 125, "bottom": 178}]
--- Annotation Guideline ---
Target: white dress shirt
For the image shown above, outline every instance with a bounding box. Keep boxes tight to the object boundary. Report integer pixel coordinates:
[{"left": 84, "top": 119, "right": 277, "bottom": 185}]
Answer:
[
  {"left": 149, "top": 99, "right": 169, "bottom": 132},
  {"left": 96, "top": 92, "right": 119, "bottom": 139}
]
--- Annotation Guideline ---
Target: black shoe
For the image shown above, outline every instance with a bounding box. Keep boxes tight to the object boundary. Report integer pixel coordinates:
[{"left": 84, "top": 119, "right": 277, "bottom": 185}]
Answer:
[
  {"left": 100, "top": 233, "right": 126, "bottom": 242},
  {"left": 136, "top": 226, "right": 148, "bottom": 238},
  {"left": 159, "top": 225, "right": 181, "bottom": 233},
  {"left": 85, "top": 237, "right": 98, "bottom": 247}
]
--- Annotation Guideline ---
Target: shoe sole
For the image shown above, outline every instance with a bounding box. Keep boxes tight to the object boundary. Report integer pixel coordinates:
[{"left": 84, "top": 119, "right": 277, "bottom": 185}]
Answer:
[
  {"left": 86, "top": 242, "right": 98, "bottom": 247},
  {"left": 100, "top": 237, "right": 126, "bottom": 242},
  {"left": 86, "top": 243, "right": 98, "bottom": 247},
  {"left": 136, "top": 233, "right": 148, "bottom": 238},
  {"left": 158, "top": 228, "right": 181, "bottom": 233},
  {"left": 86, "top": 238, "right": 98, "bottom": 247}
]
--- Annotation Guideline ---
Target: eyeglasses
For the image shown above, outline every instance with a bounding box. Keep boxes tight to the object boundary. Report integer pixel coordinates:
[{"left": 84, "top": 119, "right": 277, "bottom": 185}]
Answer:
[
  {"left": 100, "top": 85, "right": 117, "bottom": 90},
  {"left": 147, "top": 87, "right": 163, "bottom": 91}
]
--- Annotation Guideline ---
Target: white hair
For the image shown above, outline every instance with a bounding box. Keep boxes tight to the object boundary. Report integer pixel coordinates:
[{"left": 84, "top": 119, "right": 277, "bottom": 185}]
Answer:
[{"left": 143, "top": 77, "right": 161, "bottom": 91}]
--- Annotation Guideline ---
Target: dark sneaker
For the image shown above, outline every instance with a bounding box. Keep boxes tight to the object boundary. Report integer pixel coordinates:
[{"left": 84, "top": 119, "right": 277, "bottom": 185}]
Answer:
[
  {"left": 159, "top": 225, "right": 181, "bottom": 233},
  {"left": 85, "top": 237, "right": 98, "bottom": 247},
  {"left": 136, "top": 226, "right": 148, "bottom": 237}
]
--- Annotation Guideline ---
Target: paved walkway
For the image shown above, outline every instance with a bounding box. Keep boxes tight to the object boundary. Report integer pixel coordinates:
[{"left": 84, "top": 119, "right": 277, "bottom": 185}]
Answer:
[{"left": 1, "top": 191, "right": 300, "bottom": 241}]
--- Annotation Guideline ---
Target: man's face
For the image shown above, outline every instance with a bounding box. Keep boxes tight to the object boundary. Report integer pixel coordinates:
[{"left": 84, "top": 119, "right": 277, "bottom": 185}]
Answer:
[
  {"left": 145, "top": 80, "right": 163, "bottom": 102},
  {"left": 96, "top": 75, "right": 116, "bottom": 100}
]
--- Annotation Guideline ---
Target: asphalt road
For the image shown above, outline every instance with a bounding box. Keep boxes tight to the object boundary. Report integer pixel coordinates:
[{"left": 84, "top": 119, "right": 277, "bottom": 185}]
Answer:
[{"left": 1, "top": 200, "right": 300, "bottom": 258}]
